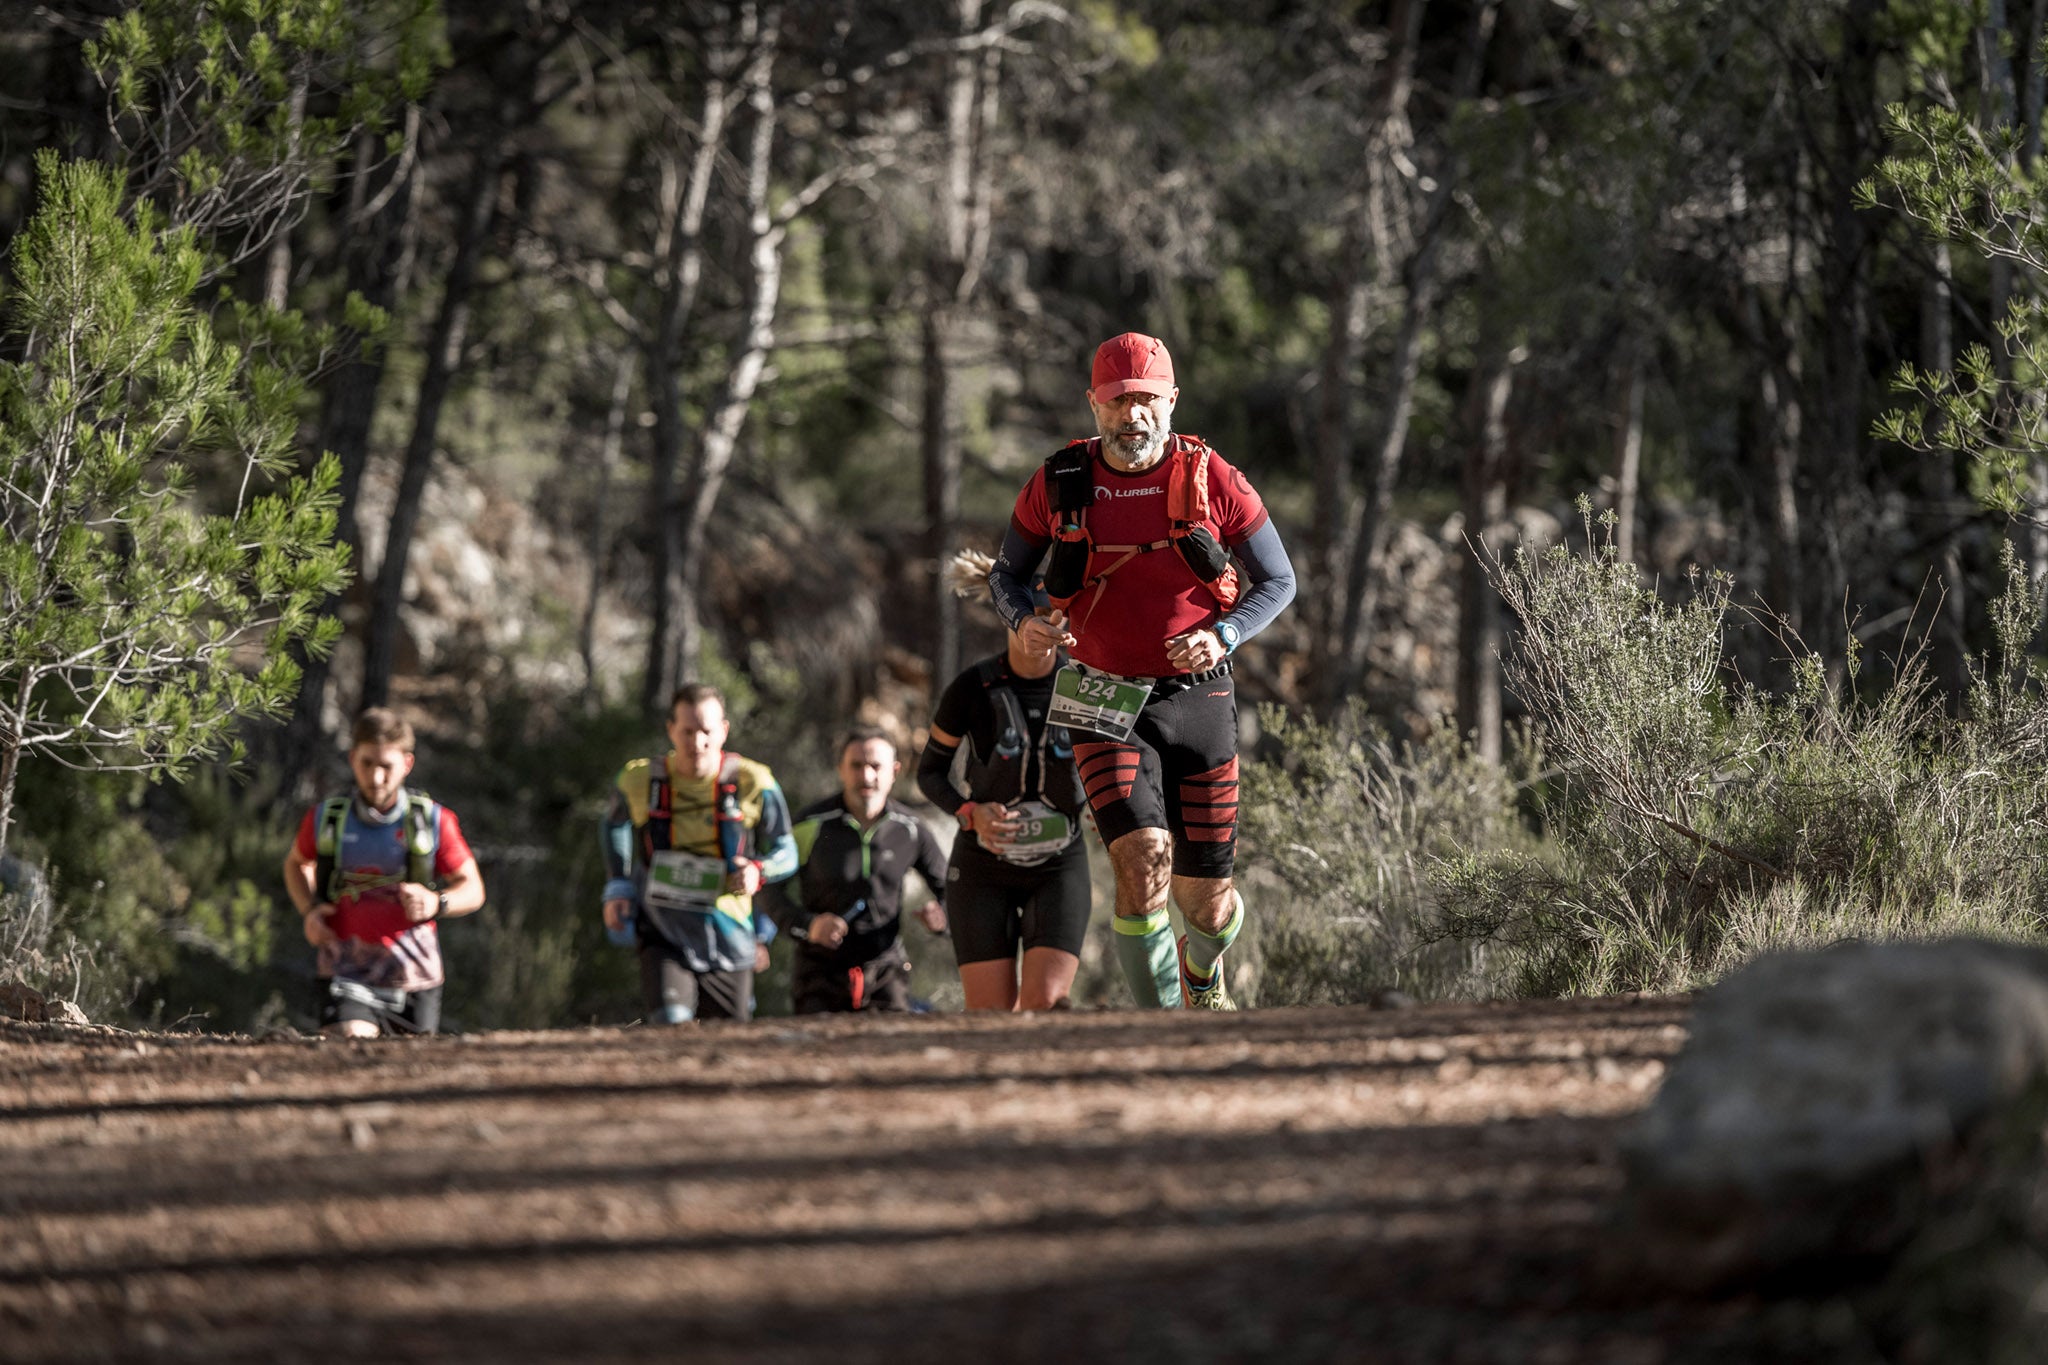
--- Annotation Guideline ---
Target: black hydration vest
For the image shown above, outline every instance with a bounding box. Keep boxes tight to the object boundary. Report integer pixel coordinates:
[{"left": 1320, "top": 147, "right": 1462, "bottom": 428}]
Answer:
[{"left": 959, "top": 657, "right": 1085, "bottom": 818}]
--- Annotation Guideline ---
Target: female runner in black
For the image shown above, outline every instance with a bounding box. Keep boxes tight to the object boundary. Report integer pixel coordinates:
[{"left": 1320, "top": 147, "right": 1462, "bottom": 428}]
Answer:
[{"left": 918, "top": 553, "right": 1095, "bottom": 1010}]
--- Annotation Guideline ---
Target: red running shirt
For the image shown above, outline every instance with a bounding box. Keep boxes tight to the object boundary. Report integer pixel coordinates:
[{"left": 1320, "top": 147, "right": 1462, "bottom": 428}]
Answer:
[
  {"left": 1008, "top": 437, "right": 1269, "bottom": 678},
  {"left": 293, "top": 801, "right": 473, "bottom": 990}
]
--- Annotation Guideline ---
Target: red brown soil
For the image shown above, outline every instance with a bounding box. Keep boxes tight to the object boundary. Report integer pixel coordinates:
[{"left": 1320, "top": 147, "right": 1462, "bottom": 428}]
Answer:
[{"left": 0, "top": 998, "right": 1832, "bottom": 1363}]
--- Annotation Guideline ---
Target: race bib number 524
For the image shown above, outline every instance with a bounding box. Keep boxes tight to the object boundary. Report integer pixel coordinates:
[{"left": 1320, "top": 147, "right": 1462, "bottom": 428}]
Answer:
[{"left": 1048, "top": 664, "right": 1152, "bottom": 742}]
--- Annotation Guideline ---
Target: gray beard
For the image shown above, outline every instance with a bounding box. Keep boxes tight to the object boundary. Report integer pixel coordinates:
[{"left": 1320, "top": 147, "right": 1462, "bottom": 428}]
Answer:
[{"left": 1101, "top": 421, "right": 1172, "bottom": 469}]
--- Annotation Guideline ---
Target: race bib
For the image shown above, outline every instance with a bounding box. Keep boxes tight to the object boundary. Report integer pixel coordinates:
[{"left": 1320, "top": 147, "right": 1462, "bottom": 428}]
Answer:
[
  {"left": 644, "top": 850, "right": 727, "bottom": 911},
  {"left": 994, "top": 800, "right": 1075, "bottom": 866},
  {"left": 1049, "top": 663, "right": 1152, "bottom": 742}
]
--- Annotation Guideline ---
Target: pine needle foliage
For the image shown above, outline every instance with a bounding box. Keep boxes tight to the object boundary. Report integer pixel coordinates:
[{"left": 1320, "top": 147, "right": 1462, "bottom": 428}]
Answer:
[
  {"left": 1864, "top": 100, "right": 2048, "bottom": 519},
  {"left": 0, "top": 152, "right": 351, "bottom": 857}
]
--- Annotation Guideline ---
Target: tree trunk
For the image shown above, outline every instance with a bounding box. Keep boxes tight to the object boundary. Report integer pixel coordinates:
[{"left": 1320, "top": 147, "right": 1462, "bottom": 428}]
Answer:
[
  {"left": 1809, "top": 0, "right": 1879, "bottom": 668},
  {"left": 668, "top": 8, "right": 785, "bottom": 695},
  {"left": 1757, "top": 298, "right": 1805, "bottom": 641},
  {"left": 1613, "top": 345, "right": 1644, "bottom": 568},
  {"left": 1308, "top": 219, "right": 1369, "bottom": 670},
  {"left": 1326, "top": 0, "right": 1494, "bottom": 708},
  {"left": 0, "top": 721, "right": 20, "bottom": 863},
  {"left": 278, "top": 130, "right": 419, "bottom": 788},
  {"left": 359, "top": 137, "right": 503, "bottom": 710},
  {"left": 1458, "top": 350, "right": 1515, "bottom": 765},
  {"left": 641, "top": 60, "right": 736, "bottom": 717},
  {"left": 581, "top": 357, "right": 633, "bottom": 708},
  {"left": 1920, "top": 242, "right": 1968, "bottom": 706},
  {"left": 1985, "top": 0, "right": 2019, "bottom": 392},
  {"left": 259, "top": 72, "right": 310, "bottom": 311},
  {"left": 922, "top": 304, "right": 962, "bottom": 680},
  {"left": 921, "top": 0, "right": 995, "bottom": 686},
  {"left": 1307, "top": 0, "right": 1426, "bottom": 699},
  {"left": 2016, "top": 0, "right": 2048, "bottom": 588}
]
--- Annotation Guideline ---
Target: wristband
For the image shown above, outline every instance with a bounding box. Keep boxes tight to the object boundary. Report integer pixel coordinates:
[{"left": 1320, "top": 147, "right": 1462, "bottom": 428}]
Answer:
[{"left": 437, "top": 892, "right": 450, "bottom": 917}]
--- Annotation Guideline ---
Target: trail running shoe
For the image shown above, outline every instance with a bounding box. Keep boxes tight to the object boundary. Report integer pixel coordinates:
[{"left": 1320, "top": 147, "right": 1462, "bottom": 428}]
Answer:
[{"left": 1177, "top": 934, "right": 1237, "bottom": 1012}]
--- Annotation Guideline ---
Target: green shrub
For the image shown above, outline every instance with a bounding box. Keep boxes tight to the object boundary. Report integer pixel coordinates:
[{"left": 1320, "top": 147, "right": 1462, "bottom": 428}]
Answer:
[
  {"left": 1237, "top": 705, "right": 1527, "bottom": 1005},
  {"left": 1432, "top": 506, "right": 2048, "bottom": 996}
]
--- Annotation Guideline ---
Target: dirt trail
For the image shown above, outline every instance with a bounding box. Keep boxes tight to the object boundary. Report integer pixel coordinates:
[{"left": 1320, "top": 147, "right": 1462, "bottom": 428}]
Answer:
[{"left": 0, "top": 998, "right": 1809, "bottom": 1363}]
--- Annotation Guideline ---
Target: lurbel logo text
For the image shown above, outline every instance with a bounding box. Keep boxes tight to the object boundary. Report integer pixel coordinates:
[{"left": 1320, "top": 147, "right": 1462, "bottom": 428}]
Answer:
[{"left": 1095, "top": 485, "right": 1163, "bottom": 500}]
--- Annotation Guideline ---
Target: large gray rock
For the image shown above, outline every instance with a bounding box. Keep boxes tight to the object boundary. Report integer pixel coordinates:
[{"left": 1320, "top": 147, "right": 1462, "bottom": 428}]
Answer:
[{"left": 1622, "top": 938, "right": 2048, "bottom": 1287}]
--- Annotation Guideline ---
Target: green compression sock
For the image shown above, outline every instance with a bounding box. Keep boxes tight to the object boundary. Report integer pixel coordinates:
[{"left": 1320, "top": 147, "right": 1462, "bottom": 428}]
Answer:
[
  {"left": 1181, "top": 890, "right": 1244, "bottom": 983},
  {"left": 1113, "top": 906, "right": 1183, "bottom": 1009}
]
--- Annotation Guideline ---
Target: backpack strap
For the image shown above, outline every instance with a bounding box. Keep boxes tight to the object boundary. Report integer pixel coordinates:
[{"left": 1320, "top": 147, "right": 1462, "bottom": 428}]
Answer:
[
  {"left": 1046, "top": 441, "right": 1094, "bottom": 516},
  {"left": 1041, "top": 436, "right": 1240, "bottom": 629},
  {"left": 715, "top": 751, "right": 749, "bottom": 867},
  {"left": 313, "top": 795, "right": 351, "bottom": 902},
  {"left": 403, "top": 790, "right": 440, "bottom": 889},
  {"left": 1041, "top": 442, "right": 1098, "bottom": 607},
  {"left": 644, "top": 758, "right": 673, "bottom": 858},
  {"left": 313, "top": 791, "right": 441, "bottom": 901},
  {"left": 1169, "top": 436, "right": 1212, "bottom": 522},
  {"left": 1165, "top": 436, "right": 1240, "bottom": 609}
]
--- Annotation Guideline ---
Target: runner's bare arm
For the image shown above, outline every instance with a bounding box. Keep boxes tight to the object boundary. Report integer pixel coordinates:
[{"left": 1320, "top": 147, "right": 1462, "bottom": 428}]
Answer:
[
  {"left": 400, "top": 855, "right": 483, "bottom": 923},
  {"left": 282, "top": 844, "right": 338, "bottom": 946},
  {"left": 914, "top": 818, "right": 949, "bottom": 931}
]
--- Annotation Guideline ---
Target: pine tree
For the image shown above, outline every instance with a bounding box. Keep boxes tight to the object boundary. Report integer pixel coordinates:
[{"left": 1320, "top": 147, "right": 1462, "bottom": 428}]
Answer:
[{"left": 0, "top": 151, "right": 351, "bottom": 857}]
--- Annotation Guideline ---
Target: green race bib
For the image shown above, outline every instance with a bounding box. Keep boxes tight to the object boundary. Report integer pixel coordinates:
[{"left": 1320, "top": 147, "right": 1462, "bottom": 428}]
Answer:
[
  {"left": 994, "top": 800, "right": 1075, "bottom": 866},
  {"left": 645, "top": 850, "right": 726, "bottom": 910},
  {"left": 1049, "top": 663, "right": 1152, "bottom": 742}
]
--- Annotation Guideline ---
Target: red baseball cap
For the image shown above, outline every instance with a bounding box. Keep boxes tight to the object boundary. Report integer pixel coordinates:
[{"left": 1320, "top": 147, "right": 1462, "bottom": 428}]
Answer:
[{"left": 1089, "top": 332, "right": 1176, "bottom": 402}]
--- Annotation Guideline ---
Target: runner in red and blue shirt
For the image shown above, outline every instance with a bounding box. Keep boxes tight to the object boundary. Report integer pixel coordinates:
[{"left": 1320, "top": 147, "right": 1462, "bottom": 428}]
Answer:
[{"left": 283, "top": 708, "right": 484, "bottom": 1036}]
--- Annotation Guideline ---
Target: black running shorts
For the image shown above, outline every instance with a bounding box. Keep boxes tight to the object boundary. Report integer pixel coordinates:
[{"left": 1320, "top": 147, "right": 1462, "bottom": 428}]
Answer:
[
  {"left": 1074, "top": 670, "right": 1239, "bottom": 879},
  {"left": 945, "top": 835, "right": 1092, "bottom": 965},
  {"left": 639, "top": 943, "right": 753, "bottom": 1023},
  {"left": 792, "top": 942, "right": 913, "bottom": 1014},
  {"left": 320, "top": 979, "right": 443, "bottom": 1035}
]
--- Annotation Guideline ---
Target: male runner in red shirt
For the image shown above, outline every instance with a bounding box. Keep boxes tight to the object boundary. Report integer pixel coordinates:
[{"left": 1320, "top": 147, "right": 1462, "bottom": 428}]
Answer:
[
  {"left": 989, "top": 332, "right": 1296, "bottom": 1009},
  {"left": 283, "top": 708, "right": 485, "bottom": 1036}
]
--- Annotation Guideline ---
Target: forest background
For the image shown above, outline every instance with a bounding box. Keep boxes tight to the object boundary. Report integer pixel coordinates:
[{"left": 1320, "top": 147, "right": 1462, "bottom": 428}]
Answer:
[{"left": 7, "top": 0, "right": 2048, "bottom": 1031}]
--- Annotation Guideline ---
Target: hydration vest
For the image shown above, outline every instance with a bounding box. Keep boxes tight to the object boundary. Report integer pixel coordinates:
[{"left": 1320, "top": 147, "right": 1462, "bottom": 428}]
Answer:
[
  {"left": 959, "top": 658, "right": 1085, "bottom": 818},
  {"left": 313, "top": 791, "right": 440, "bottom": 902},
  {"left": 642, "top": 751, "right": 751, "bottom": 871},
  {"left": 1040, "top": 434, "right": 1241, "bottom": 632}
]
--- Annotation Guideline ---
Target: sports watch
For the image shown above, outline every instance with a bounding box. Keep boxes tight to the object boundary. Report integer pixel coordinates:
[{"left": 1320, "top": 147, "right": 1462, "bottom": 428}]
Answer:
[{"left": 1216, "top": 619, "right": 1241, "bottom": 654}]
